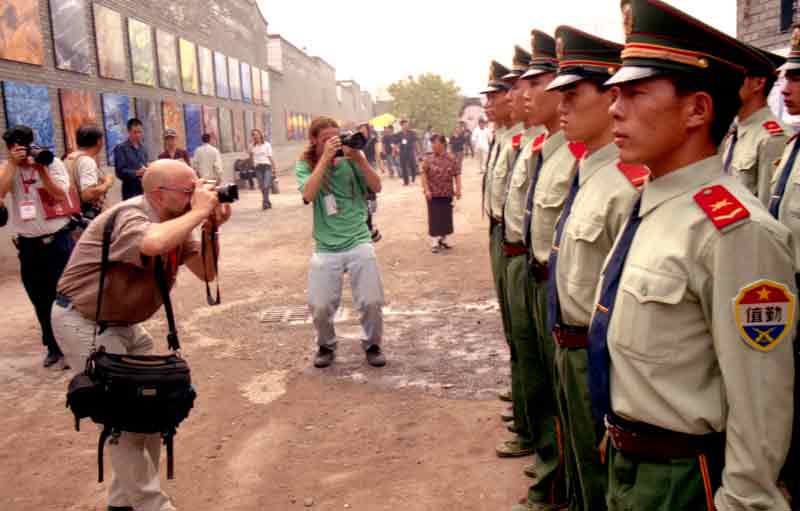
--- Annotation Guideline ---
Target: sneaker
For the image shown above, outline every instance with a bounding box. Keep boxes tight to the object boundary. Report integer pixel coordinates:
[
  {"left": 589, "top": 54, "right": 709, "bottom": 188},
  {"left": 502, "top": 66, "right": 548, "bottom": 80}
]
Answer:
[
  {"left": 431, "top": 245, "right": 440, "bottom": 254},
  {"left": 365, "top": 345, "right": 386, "bottom": 367},
  {"left": 438, "top": 240, "right": 453, "bottom": 250},
  {"left": 498, "top": 389, "right": 513, "bottom": 402},
  {"left": 496, "top": 438, "right": 535, "bottom": 458},
  {"left": 314, "top": 347, "right": 335, "bottom": 368},
  {"left": 43, "top": 351, "right": 62, "bottom": 368}
]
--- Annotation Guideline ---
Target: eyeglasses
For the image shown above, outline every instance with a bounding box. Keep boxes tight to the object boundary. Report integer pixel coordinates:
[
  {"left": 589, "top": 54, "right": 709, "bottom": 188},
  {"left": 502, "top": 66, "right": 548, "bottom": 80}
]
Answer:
[{"left": 159, "top": 186, "right": 194, "bottom": 195}]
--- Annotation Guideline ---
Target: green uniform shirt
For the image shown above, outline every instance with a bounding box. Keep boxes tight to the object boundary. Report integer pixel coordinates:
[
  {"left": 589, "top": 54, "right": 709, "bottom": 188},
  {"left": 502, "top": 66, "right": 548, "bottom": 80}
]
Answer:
[
  {"left": 295, "top": 158, "right": 372, "bottom": 253},
  {"left": 721, "top": 106, "right": 787, "bottom": 207},
  {"left": 504, "top": 126, "right": 545, "bottom": 243},
  {"left": 490, "top": 122, "right": 525, "bottom": 219},
  {"left": 484, "top": 126, "right": 509, "bottom": 219}
]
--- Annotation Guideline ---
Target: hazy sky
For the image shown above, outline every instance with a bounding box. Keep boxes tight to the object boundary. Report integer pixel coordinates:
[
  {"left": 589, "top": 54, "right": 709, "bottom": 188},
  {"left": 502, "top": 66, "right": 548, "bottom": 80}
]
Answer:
[{"left": 256, "top": 0, "right": 738, "bottom": 98}]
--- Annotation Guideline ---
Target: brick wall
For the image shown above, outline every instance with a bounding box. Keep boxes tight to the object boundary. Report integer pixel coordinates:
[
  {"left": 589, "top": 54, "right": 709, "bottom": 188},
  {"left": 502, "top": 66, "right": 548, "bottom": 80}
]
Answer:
[{"left": 738, "top": 0, "right": 793, "bottom": 51}]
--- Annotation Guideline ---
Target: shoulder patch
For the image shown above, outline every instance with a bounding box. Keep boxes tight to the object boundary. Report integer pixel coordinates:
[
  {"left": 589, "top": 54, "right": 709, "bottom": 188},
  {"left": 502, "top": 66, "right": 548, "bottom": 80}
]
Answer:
[
  {"left": 616, "top": 162, "right": 650, "bottom": 189},
  {"left": 734, "top": 280, "right": 795, "bottom": 352},
  {"left": 568, "top": 141, "right": 587, "bottom": 160},
  {"left": 531, "top": 133, "right": 547, "bottom": 153},
  {"left": 511, "top": 132, "right": 524, "bottom": 150},
  {"left": 693, "top": 185, "right": 750, "bottom": 231},
  {"left": 762, "top": 120, "right": 785, "bottom": 137}
]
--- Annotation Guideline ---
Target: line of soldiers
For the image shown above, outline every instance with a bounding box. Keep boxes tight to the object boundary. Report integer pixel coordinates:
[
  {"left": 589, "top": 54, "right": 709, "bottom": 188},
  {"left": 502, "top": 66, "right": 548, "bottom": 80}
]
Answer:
[{"left": 480, "top": 1, "right": 800, "bottom": 510}]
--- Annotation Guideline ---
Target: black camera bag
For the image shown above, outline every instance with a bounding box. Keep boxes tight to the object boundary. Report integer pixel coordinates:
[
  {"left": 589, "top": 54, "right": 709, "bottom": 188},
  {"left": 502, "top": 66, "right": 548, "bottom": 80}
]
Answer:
[{"left": 66, "top": 205, "right": 196, "bottom": 483}]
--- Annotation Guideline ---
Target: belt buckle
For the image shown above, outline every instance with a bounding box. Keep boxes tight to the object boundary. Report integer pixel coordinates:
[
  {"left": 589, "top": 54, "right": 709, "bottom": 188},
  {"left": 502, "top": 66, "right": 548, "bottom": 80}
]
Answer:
[{"left": 42, "top": 235, "right": 55, "bottom": 245}]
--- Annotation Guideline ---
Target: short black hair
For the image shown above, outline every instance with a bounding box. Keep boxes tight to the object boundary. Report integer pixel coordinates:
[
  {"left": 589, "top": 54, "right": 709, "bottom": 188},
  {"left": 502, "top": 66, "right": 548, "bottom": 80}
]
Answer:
[
  {"left": 2, "top": 125, "right": 34, "bottom": 148},
  {"left": 202, "top": 133, "right": 211, "bottom": 143},
  {"left": 76, "top": 124, "right": 104, "bottom": 148},
  {"left": 126, "top": 118, "right": 143, "bottom": 131},
  {"left": 748, "top": 73, "right": 779, "bottom": 100},
  {"left": 669, "top": 71, "right": 742, "bottom": 147}
]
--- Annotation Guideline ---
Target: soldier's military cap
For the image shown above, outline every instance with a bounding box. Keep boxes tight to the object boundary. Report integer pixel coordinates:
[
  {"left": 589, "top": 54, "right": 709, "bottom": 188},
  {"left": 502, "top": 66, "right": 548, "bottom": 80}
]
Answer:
[
  {"left": 521, "top": 30, "right": 559, "bottom": 79},
  {"left": 480, "top": 60, "right": 513, "bottom": 94},
  {"left": 545, "top": 26, "right": 623, "bottom": 91},
  {"left": 747, "top": 47, "right": 785, "bottom": 77},
  {"left": 503, "top": 46, "right": 533, "bottom": 80},
  {"left": 607, "top": 0, "right": 767, "bottom": 86},
  {"left": 778, "top": 24, "right": 800, "bottom": 72}
]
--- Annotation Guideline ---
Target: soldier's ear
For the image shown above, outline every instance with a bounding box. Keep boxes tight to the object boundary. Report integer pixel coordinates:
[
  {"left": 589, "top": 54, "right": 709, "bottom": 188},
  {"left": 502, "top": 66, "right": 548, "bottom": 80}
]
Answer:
[{"left": 684, "top": 91, "right": 714, "bottom": 132}]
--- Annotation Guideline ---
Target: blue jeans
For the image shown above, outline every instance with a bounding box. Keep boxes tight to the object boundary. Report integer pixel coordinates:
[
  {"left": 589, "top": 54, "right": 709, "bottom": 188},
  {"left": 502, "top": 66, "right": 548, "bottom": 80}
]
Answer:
[{"left": 254, "top": 164, "right": 272, "bottom": 208}]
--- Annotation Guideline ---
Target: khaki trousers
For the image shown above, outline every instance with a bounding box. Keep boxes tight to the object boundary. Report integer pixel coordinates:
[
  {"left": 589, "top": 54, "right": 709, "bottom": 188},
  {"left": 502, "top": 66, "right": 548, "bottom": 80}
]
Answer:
[{"left": 52, "top": 303, "right": 177, "bottom": 511}]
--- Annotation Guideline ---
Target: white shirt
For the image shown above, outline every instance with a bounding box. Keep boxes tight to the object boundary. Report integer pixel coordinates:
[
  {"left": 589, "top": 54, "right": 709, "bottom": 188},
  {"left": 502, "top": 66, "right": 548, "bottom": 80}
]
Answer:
[
  {"left": 75, "top": 155, "right": 105, "bottom": 191},
  {"left": 3, "top": 158, "right": 70, "bottom": 237},
  {"left": 472, "top": 127, "right": 492, "bottom": 152},
  {"left": 251, "top": 142, "right": 273, "bottom": 166},
  {"left": 192, "top": 143, "right": 223, "bottom": 182}
]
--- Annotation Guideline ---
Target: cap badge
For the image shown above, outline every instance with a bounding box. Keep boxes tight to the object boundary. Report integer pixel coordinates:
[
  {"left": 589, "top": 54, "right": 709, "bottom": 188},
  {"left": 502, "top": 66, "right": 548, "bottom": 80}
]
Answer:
[
  {"left": 556, "top": 37, "right": 565, "bottom": 60},
  {"left": 793, "top": 27, "right": 800, "bottom": 49},
  {"left": 622, "top": 3, "right": 634, "bottom": 37}
]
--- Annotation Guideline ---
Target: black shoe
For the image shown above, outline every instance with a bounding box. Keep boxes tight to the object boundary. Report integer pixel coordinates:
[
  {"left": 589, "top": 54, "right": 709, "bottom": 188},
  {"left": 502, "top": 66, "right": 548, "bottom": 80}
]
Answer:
[
  {"left": 366, "top": 346, "right": 386, "bottom": 367},
  {"left": 431, "top": 246, "right": 440, "bottom": 254},
  {"left": 439, "top": 240, "right": 452, "bottom": 250},
  {"left": 43, "top": 351, "right": 62, "bottom": 368},
  {"left": 108, "top": 507, "right": 134, "bottom": 511},
  {"left": 314, "top": 347, "right": 335, "bottom": 368},
  {"left": 371, "top": 229, "right": 382, "bottom": 243}
]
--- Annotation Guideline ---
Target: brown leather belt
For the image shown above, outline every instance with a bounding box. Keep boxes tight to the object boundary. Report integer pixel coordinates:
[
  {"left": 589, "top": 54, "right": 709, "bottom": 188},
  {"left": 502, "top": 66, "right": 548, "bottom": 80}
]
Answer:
[
  {"left": 490, "top": 216, "right": 502, "bottom": 228},
  {"left": 529, "top": 259, "right": 549, "bottom": 282},
  {"left": 552, "top": 324, "right": 588, "bottom": 348},
  {"left": 503, "top": 242, "right": 527, "bottom": 257},
  {"left": 606, "top": 413, "right": 725, "bottom": 460}
]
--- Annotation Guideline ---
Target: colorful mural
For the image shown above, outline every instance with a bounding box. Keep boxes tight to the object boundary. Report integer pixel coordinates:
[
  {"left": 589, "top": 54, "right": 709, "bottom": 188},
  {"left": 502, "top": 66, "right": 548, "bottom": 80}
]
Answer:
[
  {"left": 214, "top": 51, "right": 229, "bottom": 99},
  {"left": 162, "top": 100, "right": 186, "bottom": 150},
  {"left": 93, "top": 4, "right": 126, "bottom": 80},
  {"left": 179, "top": 38, "right": 198, "bottom": 94},
  {"left": 285, "top": 110, "right": 312, "bottom": 141},
  {"left": 183, "top": 104, "right": 203, "bottom": 156},
  {"left": 156, "top": 29, "right": 178, "bottom": 90},
  {"left": 198, "top": 46, "right": 215, "bottom": 96},
  {"left": 2, "top": 80, "right": 55, "bottom": 149},
  {"left": 49, "top": 0, "right": 90, "bottom": 73},
  {"left": 60, "top": 89, "right": 98, "bottom": 154},
  {"left": 101, "top": 93, "right": 131, "bottom": 165},
  {"left": 0, "top": 0, "right": 44, "bottom": 65},
  {"left": 128, "top": 18, "right": 155, "bottom": 86}
]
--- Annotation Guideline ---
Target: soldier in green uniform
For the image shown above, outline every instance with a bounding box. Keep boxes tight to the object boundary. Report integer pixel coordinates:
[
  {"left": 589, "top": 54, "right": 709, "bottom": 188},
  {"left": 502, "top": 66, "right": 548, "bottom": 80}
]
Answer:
[
  {"left": 590, "top": 1, "right": 796, "bottom": 509},
  {"left": 720, "top": 47, "right": 787, "bottom": 206},
  {"left": 543, "top": 26, "right": 647, "bottom": 511}
]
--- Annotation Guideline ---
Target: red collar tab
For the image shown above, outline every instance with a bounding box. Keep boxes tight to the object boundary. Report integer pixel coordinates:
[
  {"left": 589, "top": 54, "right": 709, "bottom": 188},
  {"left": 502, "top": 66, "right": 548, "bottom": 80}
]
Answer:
[
  {"left": 511, "top": 132, "right": 524, "bottom": 150},
  {"left": 568, "top": 141, "right": 587, "bottom": 160},
  {"left": 693, "top": 185, "right": 750, "bottom": 231},
  {"left": 616, "top": 162, "right": 650, "bottom": 189},
  {"left": 531, "top": 133, "right": 547, "bottom": 152}
]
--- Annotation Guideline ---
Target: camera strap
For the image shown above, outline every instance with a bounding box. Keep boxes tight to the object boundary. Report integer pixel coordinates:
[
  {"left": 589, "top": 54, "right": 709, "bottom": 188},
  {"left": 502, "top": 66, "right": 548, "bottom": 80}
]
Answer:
[{"left": 201, "top": 228, "right": 221, "bottom": 306}]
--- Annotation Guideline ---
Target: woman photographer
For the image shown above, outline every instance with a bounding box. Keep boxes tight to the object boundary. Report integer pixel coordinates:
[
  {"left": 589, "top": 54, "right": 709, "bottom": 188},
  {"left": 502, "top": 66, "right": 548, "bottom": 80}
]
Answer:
[
  {"left": 420, "top": 133, "right": 461, "bottom": 253},
  {"left": 249, "top": 129, "right": 276, "bottom": 210}
]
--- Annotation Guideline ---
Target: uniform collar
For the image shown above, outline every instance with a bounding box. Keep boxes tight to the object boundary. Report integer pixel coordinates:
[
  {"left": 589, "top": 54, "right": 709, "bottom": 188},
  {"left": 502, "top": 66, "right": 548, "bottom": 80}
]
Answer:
[
  {"left": 736, "top": 105, "right": 773, "bottom": 132},
  {"left": 579, "top": 141, "right": 618, "bottom": 185},
  {"left": 542, "top": 130, "right": 567, "bottom": 160},
  {"left": 640, "top": 155, "right": 720, "bottom": 217}
]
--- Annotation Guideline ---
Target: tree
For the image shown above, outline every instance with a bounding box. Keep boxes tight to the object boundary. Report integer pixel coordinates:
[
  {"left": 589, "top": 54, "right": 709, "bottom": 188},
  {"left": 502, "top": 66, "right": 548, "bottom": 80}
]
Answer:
[{"left": 387, "top": 73, "right": 463, "bottom": 134}]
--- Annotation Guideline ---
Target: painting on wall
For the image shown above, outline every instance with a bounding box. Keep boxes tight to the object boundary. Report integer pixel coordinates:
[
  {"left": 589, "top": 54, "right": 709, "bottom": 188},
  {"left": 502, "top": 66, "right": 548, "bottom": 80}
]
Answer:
[
  {"left": 244, "top": 110, "right": 254, "bottom": 141},
  {"left": 135, "top": 97, "right": 161, "bottom": 159},
  {"left": 202, "top": 105, "right": 219, "bottom": 146},
  {"left": 261, "top": 69, "right": 270, "bottom": 105},
  {"left": 60, "top": 89, "right": 98, "bottom": 154},
  {"left": 285, "top": 110, "right": 292, "bottom": 141},
  {"left": 101, "top": 93, "right": 131, "bottom": 165},
  {"left": 156, "top": 29, "right": 178, "bottom": 90},
  {"left": 0, "top": 0, "right": 44, "bottom": 65},
  {"left": 49, "top": 0, "right": 90, "bottom": 73},
  {"left": 128, "top": 18, "right": 155, "bottom": 86},
  {"left": 214, "top": 52, "right": 228, "bottom": 99},
  {"left": 252, "top": 68, "right": 262, "bottom": 105},
  {"left": 228, "top": 57, "right": 241, "bottom": 101},
  {"left": 2, "top": 80, "right": 55, "bottom": 149},
  {"left": 93, "top": 4, "right": 126, "bottom": 80},
  {"left": 162, "top": 100, "right": 185, "bottom": 150},
  {"left": 241, "top": 63, "right": 252, "bottom": 103},
  {"left": 179, "top": 38, "right": 198, "bottom": 94},
  {"left": 233, "top": 110, "right": 245, "bottom": 152},
  {"left": 198, "top": 46, "right": 215, "bottom": 96},
  {"left": 218, "top": 107, "right": 233, "bottom": 153},
  {"left": 183, "top": 104, "right": 202, "bottom": 156}
]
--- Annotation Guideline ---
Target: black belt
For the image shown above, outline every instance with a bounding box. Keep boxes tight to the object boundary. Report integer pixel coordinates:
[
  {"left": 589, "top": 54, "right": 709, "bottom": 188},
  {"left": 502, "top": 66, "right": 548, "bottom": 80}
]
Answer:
[
  {"left": 15, "top": 226, "right": 70, "bottom": 248},
  {"left": 606, "top": 413, "right": 724, "bottom": 460},
  {"left": 529, "top": 259, "right": 549, "bottom": 282}
]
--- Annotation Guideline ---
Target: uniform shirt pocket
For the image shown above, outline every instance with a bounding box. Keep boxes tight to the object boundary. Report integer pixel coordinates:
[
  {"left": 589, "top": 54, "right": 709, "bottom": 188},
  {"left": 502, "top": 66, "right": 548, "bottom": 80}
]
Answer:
[{"left": 731, "top": 154, "right": 757, "bottom": 190}]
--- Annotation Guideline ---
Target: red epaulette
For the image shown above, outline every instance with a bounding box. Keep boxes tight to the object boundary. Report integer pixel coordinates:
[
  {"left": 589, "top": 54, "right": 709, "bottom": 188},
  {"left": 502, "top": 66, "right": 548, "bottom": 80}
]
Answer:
[
  {"left": 531, "top": 133, "right": 547, "bottom": 152},
  {"left": 511, "top": 132, "right": 524, "bottom": 150},
  {"left": 568, "top": 141, "right": 587, "bottom": 159},
  {"left": 693, "top": 185, "right": 750, "bottom": 231},
  {"left": 763, "top": 120, "right": 785, "bottom": 137},
  {"left": 617, "top": 163, "right": 650, "bottom": 189}
]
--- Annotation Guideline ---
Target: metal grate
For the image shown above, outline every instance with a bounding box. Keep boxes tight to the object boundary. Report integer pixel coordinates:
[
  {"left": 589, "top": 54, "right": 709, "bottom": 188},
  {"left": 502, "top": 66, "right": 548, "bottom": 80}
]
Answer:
[{"left": 260, "top": 306, "right": 309, "bottom": 324}]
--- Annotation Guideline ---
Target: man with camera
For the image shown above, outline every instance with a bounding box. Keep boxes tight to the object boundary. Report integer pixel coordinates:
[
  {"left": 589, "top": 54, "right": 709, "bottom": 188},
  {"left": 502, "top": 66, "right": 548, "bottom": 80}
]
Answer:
[
  {"left": 53, "top": 159, "right": 231, "bottom": 511},
  {"left": 0, "top": 125, "right": 75, "bottom": 368},
  {"left": 296, "top": 116, "right": 386, "bottom": 368}
]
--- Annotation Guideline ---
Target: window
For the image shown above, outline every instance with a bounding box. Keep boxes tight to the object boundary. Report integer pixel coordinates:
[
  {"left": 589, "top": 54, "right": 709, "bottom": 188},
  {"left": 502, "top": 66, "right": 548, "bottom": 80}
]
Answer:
[{"left": 781, "top": 0, "right": 797, "bottom": 32}]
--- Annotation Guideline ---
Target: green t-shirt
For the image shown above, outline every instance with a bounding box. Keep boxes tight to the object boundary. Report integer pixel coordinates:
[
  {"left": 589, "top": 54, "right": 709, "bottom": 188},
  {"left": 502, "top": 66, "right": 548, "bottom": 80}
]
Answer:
[{"left": 295, "top": 157, "right": 373, "bottom": 253}]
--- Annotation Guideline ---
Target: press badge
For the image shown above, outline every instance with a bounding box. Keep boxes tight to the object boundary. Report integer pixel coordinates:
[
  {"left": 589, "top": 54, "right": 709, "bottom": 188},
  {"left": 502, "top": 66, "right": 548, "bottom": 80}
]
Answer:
[
  {"left": 402, "top": 138, "right": 408, "bottom": 145},
  {"left": 19, "top": 200, "right": 37, "bottom": 221},
  {"left": 323, "top": 194, "right": 338, "bottom": 216}
]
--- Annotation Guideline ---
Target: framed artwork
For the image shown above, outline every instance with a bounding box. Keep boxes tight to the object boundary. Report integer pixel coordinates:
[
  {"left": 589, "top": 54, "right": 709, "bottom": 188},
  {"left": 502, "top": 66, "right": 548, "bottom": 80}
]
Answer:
[
  {"left": 183, "top": 104, "right": 202, "bottom": 157},
  {"left": 162, "top": 100, "right": 186, "bottom": 150},
  {"left": 218, "top": 107, "right": 233, "bottom": 153},
  {"left": 101, "top": 93, "right": 131, "bottom": 165},
  {"left": 2, "top": 80, "right": 55, "bottom": 149},
  {"left": 202, "top": 105, "right": 219, "bottom": 146},
  {"left": 261, "top": 69, "right": 270, "bottom": 105},
  {"left": 263, "top": 112, "right": 272, "bottom": 142},
  {"left": 59, "top": 89, "right": 98, "bottom": 154},
  {"left": 0, "top": 0, "right": 44, "bottom": 65},
  {"left": 233, "top": 109, "right": 245, "bottom": 152},
  {"left": 128, "top": 18, "right": 155, "bottom": 86},
  {"left": 198, "top": 46, "right": 215, "bottom": 96},
  {"left": 48, "top": 0, "right": 90, "bottom": 73},
  {"left": 252, "top": 67, "right": 262, "bottom": 105},
  {"left": 93, "top": 4, "right": 126, "bottom": 80},
  {"left": 214, "top": 52, "right": 229, "bottom": 98},
  {"left": 228, "top": 57, "right": 241, "bottom": 101},
  {"left": 244, "top": 110, "right": 254, "bottom": 140},
  {"left": 241, "top": 62, "right": 252, "bottom": 103},
  {"left": 285, "top": 110, "right": 292, "bottom": 141},
  {"left": 156, "top": 29, "right": 178, "bottom": 90},
  {"left": 135, "top": 97, "right": 161, "bottom": 160},
  {"left": 179, "top": 38, "right": 198, "bottom": 94}
]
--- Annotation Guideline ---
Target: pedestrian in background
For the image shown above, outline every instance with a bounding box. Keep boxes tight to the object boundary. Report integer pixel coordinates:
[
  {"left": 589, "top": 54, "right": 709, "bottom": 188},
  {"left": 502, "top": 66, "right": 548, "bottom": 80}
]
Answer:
[
  {"left": 420, "top": 133, "right": 461, "bottom": 253},
  {"left": 250, "top": 128, "right": 276, "bottom": 210},
  {"left": 463, "top": 123, "right": 474, "bottom": 158},
  {"left": 380, "top": 125, "right": 398, "bottom": 178},
  {"left": 472, "top": 118, "right": 492, "bottom": 173},
  {"left": 192, "top": 133, "right": 223, "bottom": 183},
  {"left": 64, "top": 124, "right": 113, "bottom": 226},
  {"left": 158, "top": 128, "right": 190, "bottom": 166},
  {"left": 397, "top": 120, "right": 420, "bottom": 186},
  {"left": 449, "top": 125, "right": 468, "bottom": 171},
  {"left": 423, "top": 126, "right": 433, "bottom": 154},
  {"left": 113, "top": 118, "right": 148, "bottom": 200}
]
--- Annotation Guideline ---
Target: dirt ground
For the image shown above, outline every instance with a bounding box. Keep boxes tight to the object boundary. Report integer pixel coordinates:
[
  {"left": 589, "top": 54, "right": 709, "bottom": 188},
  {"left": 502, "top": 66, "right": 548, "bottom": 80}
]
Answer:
[{"left": 0, "top": 157, "right": 534, "bottom": 510}]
